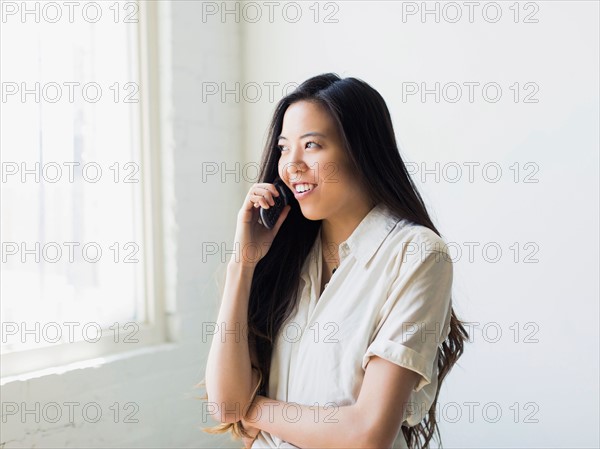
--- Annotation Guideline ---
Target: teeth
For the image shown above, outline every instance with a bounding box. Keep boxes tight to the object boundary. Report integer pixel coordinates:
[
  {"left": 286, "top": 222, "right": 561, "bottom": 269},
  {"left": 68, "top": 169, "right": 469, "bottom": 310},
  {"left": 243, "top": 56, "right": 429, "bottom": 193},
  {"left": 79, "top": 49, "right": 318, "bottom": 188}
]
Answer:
[{"left": 295, "top": 183, "right": 315, "bottom": 193}]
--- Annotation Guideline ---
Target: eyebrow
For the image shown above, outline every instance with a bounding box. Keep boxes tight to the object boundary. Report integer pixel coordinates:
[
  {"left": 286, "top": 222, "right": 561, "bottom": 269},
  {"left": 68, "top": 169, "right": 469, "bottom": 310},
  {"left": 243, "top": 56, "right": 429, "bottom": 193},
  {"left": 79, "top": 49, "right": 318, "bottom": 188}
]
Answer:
[{"left": 277, "top": 132, "right": 327, "bottom": 140}]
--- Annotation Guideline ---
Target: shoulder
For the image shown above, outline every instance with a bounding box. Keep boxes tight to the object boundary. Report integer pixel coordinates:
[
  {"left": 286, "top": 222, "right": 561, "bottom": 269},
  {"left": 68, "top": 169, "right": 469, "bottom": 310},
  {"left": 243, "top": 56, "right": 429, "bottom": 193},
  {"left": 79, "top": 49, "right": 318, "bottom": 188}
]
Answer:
[
  {"left": 391, "top": 219, "right": 450, "bottom": 256},
  {"left": 384, "top": 219, "right": 453, "bottom": 275}
]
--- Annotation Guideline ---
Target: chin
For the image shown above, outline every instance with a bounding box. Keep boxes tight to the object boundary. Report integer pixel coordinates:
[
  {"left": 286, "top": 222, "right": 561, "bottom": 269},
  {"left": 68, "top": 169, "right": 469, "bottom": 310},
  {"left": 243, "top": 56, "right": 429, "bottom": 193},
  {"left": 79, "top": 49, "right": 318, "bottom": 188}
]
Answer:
[{"left": 298, "top": 205, "right": 325, "bottom": 222}]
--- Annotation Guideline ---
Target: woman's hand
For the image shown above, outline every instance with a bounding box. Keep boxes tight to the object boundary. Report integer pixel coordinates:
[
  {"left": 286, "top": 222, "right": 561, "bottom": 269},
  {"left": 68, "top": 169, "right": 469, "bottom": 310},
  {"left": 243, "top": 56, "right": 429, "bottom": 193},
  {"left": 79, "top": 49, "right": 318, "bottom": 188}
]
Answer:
[
  {"left": 240, "top": 367, "right": 262, "bottom": 448},
  {"left": 233, "top": 182, "right": 291, "bottom": 268}
]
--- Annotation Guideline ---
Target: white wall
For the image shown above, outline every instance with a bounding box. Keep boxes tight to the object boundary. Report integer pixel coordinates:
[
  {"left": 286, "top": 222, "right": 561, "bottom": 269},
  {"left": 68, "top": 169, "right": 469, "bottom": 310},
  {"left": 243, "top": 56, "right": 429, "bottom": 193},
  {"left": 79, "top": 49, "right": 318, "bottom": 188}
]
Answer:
[
  {"left": 239, "top": 1, "right": 599, "bottom": 448},
  {"left": 1, "top": 1, "right": 598, "bottom": 448}
]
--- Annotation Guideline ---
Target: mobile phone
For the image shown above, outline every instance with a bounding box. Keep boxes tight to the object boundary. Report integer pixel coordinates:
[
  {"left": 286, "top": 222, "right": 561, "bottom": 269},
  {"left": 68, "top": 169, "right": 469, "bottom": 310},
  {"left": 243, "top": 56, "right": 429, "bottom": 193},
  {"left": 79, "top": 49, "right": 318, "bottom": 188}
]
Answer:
[{"left": 259, "top": 178, "right": 295, "bottom": 230}]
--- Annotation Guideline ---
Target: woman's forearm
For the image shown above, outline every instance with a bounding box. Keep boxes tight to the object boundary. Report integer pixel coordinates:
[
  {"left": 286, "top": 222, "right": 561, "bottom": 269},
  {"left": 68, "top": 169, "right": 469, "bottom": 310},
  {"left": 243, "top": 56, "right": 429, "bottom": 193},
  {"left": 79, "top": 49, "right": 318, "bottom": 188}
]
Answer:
[
  {"left": 244, "top": 395, "right": 369, "bottom": 449},
  {"left": 205, "top": 261, "right": 256, "bottom": 423}
]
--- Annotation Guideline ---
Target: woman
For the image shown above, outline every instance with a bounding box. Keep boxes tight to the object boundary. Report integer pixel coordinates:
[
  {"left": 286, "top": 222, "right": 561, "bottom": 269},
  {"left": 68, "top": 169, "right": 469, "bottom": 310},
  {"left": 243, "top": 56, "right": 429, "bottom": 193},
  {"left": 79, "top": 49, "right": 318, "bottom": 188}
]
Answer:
[{"left": 201, "top": 73, "right": 469, "bottom": 449}]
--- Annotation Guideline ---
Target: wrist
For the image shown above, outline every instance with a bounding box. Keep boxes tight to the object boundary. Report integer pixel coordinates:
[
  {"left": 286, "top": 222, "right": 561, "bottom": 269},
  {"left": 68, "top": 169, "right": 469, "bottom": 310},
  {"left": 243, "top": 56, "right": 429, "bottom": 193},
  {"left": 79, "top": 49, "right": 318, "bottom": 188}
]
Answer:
[
  {"left": 243, "top": 394, "right": 263, "bottom": 425},
  {"left": 227, "top": 260, "right": 256, "bottom": 277}
]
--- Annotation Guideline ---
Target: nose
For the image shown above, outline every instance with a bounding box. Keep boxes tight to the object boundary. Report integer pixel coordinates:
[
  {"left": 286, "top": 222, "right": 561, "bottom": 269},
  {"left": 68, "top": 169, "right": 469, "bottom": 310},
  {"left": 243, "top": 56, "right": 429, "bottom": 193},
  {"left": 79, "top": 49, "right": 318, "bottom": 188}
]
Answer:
[
  {"left": 282, "top": 162, "right": 308, "bottom": 184},
  {"left": 280, "top": 147, "right": 308, "bottom": 183}
]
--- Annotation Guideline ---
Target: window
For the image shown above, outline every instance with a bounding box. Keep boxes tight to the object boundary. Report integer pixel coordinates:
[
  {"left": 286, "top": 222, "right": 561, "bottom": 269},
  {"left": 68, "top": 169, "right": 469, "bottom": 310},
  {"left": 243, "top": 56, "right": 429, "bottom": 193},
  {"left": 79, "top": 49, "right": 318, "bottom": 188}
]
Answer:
[{"left": 0, "top": 1, "right": 165, "bottom": 377}]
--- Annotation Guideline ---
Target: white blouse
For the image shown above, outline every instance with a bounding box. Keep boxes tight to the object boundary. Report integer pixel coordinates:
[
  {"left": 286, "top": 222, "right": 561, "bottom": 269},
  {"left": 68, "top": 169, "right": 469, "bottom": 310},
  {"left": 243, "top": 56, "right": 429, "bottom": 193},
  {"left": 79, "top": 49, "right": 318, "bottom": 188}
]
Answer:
[{"left": 251, "top": 203, "right": 454, "bottom": 449}]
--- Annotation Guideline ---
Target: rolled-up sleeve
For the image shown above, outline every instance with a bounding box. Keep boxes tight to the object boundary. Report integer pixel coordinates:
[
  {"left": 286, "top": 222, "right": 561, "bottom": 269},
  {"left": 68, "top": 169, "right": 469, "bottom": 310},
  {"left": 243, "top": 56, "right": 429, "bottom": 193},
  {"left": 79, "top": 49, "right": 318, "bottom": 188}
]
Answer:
[{"left": 362, "top": 248, "right": 453, "bottom": 392}]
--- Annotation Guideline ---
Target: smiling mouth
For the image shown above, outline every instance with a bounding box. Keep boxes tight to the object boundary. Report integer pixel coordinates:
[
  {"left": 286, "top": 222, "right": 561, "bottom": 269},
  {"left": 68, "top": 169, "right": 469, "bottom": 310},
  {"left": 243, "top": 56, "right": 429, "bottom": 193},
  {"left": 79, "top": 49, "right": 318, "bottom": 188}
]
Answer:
[{"left": 293, "top": 183, "right": 317, "bottom": 193}]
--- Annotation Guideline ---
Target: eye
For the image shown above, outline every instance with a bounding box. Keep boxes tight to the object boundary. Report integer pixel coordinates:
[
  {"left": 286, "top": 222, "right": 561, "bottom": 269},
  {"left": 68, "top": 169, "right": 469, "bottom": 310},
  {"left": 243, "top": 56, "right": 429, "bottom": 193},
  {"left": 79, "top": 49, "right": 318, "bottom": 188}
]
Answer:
[{"left": 277, "top": 141, "right": 320, "bottom": 152}]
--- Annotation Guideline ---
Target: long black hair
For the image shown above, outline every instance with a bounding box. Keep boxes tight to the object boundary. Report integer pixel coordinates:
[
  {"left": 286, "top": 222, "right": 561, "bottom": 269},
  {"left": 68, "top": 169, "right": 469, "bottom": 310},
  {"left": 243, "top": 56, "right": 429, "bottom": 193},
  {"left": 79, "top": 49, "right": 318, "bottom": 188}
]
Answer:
[{"left": 199, "top": 73, "right": 469, "bottom": 449}]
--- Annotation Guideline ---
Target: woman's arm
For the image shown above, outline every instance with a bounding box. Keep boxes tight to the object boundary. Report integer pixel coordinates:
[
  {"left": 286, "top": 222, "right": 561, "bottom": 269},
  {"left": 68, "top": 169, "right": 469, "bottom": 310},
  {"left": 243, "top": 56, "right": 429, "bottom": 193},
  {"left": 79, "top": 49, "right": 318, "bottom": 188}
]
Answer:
[
  {"left": 205, "top": 261, "right": 257, "bottom": 424},
  {"left": 242, "top": 395, "right": 365, "bottom": 449},
  {"left": 242, "top": 356, "right": 420, "bottom": 449}
]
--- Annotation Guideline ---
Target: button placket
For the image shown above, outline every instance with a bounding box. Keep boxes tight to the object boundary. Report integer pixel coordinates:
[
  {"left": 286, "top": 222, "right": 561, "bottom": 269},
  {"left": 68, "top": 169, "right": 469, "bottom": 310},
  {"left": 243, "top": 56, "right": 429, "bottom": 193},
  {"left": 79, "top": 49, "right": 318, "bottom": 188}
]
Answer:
[
  {"left": 286, "top": 277, "right": 313, "bottom": 402},
  {"left": 339, "top": 242, "right": 349, "bottom": 262},
  {"left": 302, "top": 241, "right": 351, "bottom": 336}
]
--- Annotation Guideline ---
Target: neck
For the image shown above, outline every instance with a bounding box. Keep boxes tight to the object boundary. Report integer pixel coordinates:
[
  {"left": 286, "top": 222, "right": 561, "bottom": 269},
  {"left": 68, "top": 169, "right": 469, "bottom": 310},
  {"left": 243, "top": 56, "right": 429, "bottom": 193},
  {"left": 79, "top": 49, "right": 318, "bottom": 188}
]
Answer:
[{"left": 320, "top": 201, "right": 376, "bottom": 266}]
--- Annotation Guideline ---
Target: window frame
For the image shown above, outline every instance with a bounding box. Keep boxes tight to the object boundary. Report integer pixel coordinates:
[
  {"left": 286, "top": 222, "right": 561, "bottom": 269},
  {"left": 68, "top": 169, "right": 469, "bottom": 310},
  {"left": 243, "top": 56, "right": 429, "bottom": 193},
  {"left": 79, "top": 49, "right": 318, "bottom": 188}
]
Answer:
[{"left": 0, "top": 1, "right": 168, "bottom": 378}]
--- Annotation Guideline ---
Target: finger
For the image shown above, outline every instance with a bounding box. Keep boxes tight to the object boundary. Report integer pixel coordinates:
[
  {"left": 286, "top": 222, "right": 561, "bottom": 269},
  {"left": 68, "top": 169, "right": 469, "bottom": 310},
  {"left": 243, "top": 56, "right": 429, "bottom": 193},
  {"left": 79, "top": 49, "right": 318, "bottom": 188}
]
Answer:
[
  {"left": 259, "top": 183, "right": 280, "bottom": 199},
  {"left": 252, "top": 191, "right": 274, "bottom": 207},
  {"left": 249, "top": 189, "right": 274, "bottom": 208},
  {"left": 270, "top": 185, "right": 280, "bottom": 199},
  {"left": 256, "top": 184, "right": 280, "bottom": 204},
  {"left": 247, "top": 193, "right": 266, "bottom": 209},
  {"left": 257, "top": 186, "right": 278, "bottom": 206},
  {"left": 245, "top": 192, "right": 260, "bottom": 211},
  {"left": 255, "top": 194, "right": 269, "bottom": 209},
  {"left": 245, "top": 185, "right": 266, "bottom": 210}
]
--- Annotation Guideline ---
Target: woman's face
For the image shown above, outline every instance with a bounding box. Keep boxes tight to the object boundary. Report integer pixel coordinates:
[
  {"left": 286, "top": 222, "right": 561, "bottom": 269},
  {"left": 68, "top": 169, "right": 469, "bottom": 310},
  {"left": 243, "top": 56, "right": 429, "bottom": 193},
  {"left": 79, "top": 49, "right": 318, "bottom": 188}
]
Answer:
[{"left": 277, "top": 100, "right": 371, "bottom": 221}]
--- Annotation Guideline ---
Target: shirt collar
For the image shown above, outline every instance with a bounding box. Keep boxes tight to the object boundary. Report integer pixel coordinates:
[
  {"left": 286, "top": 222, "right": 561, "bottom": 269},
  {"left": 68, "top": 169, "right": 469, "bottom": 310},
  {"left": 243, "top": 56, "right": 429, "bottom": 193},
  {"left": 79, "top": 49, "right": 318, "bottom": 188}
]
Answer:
[
  {"left": 342, "top": 202, "right": 403, "bottom": 268},
  {"left": 301, "top": 203, "right": 403, "bottom": 282}
]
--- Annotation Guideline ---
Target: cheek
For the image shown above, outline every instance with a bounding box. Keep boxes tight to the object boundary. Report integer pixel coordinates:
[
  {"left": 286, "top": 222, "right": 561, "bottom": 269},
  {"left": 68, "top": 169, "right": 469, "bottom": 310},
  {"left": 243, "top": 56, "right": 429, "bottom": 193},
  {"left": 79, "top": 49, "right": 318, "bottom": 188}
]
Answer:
[
  {"left": 329, "top": 162, "right": 354, "bottom": 189},
  {"left": 318, "top": 157, "right": 349, "bottom": 185},
  {"left": 318, "top": 168, "right": 355, "bottom": 200}
]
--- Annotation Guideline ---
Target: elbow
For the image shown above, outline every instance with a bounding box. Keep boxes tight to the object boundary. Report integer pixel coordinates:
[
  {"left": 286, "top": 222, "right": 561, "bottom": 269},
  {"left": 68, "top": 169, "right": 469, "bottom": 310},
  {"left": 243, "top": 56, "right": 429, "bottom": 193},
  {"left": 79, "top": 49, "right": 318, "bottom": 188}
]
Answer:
[
  {"left": 205, "top": 398, "right": 245, "bottom": 424},
  {"left": 212, "top": 406, "right": 243, "bottom": 424},
  {"left": 204, "top": 374, "right": 254, "bottom": 424},
  {"left": 204, "top": 393, "right": 251, "bottom": 424}
]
